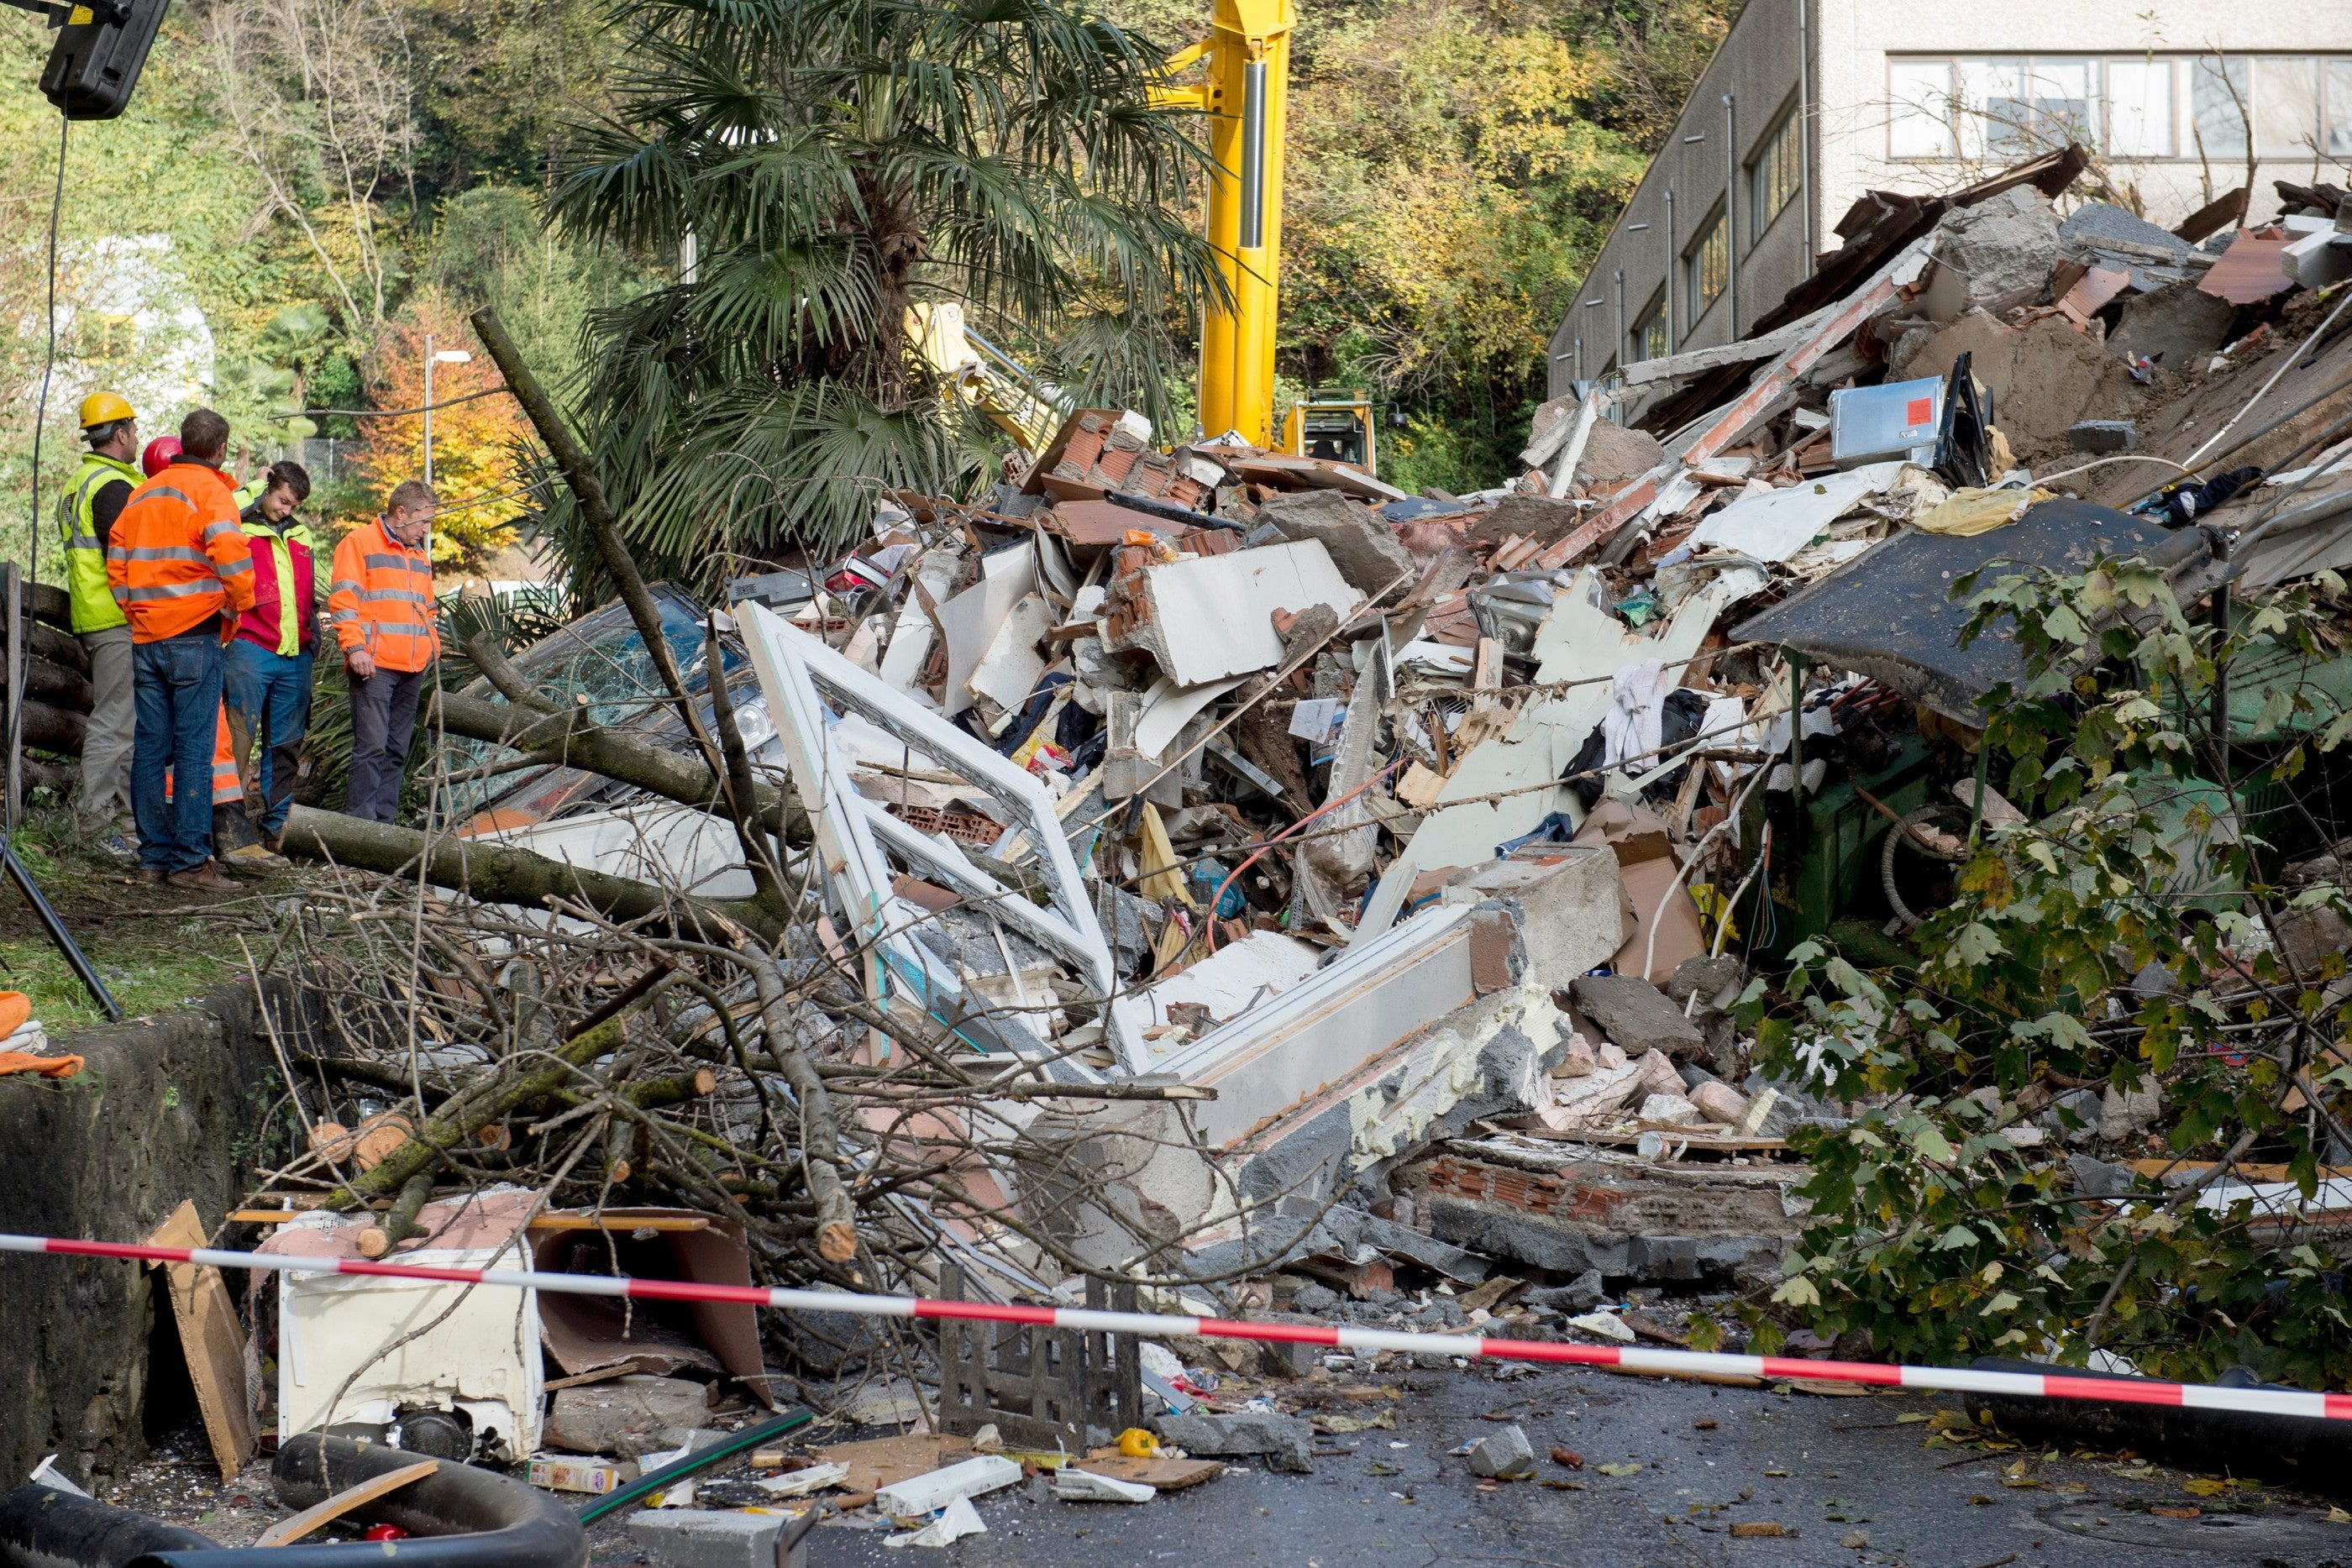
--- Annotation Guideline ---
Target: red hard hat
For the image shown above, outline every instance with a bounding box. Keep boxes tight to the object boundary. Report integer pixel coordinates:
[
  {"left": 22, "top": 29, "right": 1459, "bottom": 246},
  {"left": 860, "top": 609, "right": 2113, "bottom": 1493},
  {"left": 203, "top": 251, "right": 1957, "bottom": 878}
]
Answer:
[{"left": 141, "top": 436, "right": 181, "bottom": 478}]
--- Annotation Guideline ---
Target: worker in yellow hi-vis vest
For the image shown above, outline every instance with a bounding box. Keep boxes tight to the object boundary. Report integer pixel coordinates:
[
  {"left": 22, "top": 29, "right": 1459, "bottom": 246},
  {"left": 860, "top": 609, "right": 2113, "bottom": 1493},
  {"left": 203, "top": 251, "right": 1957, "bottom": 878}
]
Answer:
[{"left": 55, "top": 392, "right": 142, "bottom": 858}]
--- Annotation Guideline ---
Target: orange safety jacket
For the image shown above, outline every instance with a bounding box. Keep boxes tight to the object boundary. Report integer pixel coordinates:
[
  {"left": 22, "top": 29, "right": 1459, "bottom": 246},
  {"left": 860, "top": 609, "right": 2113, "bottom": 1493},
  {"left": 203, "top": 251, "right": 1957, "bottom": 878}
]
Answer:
[
  {"left": 106, "top": 462, "right": 255, "bottom": 642},
  {"left": 328, "top": 517, "right": 438, "bottom": 673}
]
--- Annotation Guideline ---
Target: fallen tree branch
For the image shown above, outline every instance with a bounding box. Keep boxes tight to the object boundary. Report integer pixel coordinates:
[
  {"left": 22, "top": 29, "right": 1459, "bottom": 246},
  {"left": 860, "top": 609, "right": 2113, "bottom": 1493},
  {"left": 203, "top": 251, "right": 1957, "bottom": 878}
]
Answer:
[
  {"left": 432, "top": 690, "right": 810, "bottom": 843},
  {"left": 281, "top": 805, "right": 785, "bottom": 942},
  {"left": 743, "top": 948, "right": 861, "bottom": 1266},
  {"left": 320, "top": 992, "right": 655, "bottom": 1211},
  {"left": 470, "top": 307, "right": 730, "bottom": 789}
]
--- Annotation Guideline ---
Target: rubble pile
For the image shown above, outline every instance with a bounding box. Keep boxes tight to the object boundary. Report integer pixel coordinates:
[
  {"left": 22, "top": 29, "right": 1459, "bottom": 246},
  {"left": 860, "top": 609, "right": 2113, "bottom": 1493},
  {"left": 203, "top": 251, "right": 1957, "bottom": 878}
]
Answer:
[{"left": 91, "top": 147, "right": 2352, "bottom": 1544}]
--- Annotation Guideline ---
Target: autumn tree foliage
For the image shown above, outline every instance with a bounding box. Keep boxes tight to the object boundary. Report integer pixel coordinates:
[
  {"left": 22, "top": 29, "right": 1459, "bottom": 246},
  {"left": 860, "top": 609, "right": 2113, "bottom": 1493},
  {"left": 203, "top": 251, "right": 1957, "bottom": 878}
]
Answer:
[{"left": 354, "top": 302, "right": 529, "bottom": 571}]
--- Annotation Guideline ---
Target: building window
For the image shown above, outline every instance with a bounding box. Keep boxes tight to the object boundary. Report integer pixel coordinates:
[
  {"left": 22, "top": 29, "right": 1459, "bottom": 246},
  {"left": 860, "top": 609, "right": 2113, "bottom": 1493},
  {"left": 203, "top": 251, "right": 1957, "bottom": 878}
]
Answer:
[
  {"left": 2191, "top": 55, "right": 2250, "bottom": 159},
  {"left": 2257, "top": 56, "right": 2322, "bottom": 156},
  {"left": 1630, "top": 292, "right": 1668, "bottom": 364},
  {"left": 1751, "top": 106, "right": 1802, "bottom": 242},
  {"left": 2108, "top": 60, "right": 2174, "bottom": 158},
  {"left": 1887, "top": 54, "right": 2352, "bottom": 164},
  {"left": 1888, "top": 60, "right": 1956, "bottom": 157},
  {"left": 1687, "top": 209, "right": 1729, "bottom": 323},
  {"left": 1953, "top": 57, "right": 2094, "bottom": 157}
]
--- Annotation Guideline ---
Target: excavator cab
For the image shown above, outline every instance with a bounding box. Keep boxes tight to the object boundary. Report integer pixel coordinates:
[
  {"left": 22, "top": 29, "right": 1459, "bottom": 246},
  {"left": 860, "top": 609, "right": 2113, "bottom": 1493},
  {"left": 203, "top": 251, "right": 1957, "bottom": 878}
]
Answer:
[{"left": 1282, "top": 388, "right": 1376, "bottom": 475}]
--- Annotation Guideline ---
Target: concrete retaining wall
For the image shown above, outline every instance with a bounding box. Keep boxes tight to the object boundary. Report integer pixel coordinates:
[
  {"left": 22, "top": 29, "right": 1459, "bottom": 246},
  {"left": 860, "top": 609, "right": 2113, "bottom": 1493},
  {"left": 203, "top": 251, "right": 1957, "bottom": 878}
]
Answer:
[{"left": 0, "top": 982, "right": 308, "bottom": 1487}]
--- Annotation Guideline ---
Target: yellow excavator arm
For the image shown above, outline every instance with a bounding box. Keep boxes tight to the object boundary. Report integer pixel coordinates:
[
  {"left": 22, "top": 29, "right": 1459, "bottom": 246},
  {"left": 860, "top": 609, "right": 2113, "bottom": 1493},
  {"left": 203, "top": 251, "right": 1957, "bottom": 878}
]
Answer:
[
  {"left": 1155, "top": 0, "right": 1294, "bottom": 452},
  {"left": 907, "top": 302, "right": 1067, "bottom": 451}
]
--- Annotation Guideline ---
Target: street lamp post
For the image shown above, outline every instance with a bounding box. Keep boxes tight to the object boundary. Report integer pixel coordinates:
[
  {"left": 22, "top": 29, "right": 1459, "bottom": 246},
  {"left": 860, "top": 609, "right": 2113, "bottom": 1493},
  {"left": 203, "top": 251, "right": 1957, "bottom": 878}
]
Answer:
[{"left": 422, "top": 335, "right": 474, "bottom": 486}]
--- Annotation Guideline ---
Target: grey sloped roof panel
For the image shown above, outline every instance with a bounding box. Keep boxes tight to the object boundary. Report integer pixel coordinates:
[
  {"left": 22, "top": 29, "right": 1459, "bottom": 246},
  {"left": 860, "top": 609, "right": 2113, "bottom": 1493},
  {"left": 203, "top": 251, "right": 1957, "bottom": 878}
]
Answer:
[{"left": 1730, "top": 499, "right": 2213, "bottom": 725}]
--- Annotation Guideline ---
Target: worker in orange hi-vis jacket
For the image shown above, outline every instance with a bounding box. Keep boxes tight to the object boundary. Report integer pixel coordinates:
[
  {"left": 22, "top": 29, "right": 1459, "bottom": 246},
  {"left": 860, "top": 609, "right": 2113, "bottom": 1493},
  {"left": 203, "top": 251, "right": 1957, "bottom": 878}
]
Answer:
[
  {"left": 327, "top": 478, "right": 439, "bottom": 824},
  {"left": 106, "top": 409, "right": 254, "bottom": 892}
]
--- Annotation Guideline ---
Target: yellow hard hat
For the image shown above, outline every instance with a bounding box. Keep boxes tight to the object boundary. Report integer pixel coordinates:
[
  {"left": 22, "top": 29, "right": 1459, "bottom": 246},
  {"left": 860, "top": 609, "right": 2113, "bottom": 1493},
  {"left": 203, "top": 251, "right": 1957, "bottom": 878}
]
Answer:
[{"left": 78, "top": 392, "right": 135, "bottom": 429}]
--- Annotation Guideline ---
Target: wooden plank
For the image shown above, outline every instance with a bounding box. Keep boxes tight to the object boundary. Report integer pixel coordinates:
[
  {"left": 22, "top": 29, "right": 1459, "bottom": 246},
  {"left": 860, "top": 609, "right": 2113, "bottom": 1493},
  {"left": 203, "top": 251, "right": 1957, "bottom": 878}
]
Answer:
[
  {"left": 254, "top": 1459, "right": 439, "bottom": 1546},
  {"left": 1533, "top": 239, "right": 1926, "bottom": 573},
  {"left": 1074, "top": 1455, "right": 1225, "bottom": 1490},
  {"left": 2173, "top": 186, "right": 2248, "bottom": 244},
  {"left": 144, "top": 1201, "right": 256, "bottom": 1484},
  {"left": 808, "top": 1433, "right": 972, "bottom": 1497},
  {"left": 2126, "top": 1158, "right": 2352, "bottom": 1186},
  {"left": 1615, "top": 308, "right": 1834, "bottom": 389}
]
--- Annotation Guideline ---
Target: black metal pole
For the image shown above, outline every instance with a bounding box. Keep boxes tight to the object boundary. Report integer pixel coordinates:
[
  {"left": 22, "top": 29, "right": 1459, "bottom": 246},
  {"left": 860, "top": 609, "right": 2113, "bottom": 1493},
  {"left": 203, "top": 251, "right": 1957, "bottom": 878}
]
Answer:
[{"left": 3, "top": 841, "right": 119, "bottom": 1020}]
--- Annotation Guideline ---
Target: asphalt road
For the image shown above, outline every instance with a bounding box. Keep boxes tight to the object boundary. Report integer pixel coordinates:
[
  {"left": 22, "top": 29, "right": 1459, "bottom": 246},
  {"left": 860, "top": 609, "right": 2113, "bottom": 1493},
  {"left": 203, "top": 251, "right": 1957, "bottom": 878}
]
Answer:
[
  {"left": 107, "top": 1356, "right": 2352, "bottom": 1568},
  {"left": 743, "top": 1364, "right": 2352, "bottom": 1568}
]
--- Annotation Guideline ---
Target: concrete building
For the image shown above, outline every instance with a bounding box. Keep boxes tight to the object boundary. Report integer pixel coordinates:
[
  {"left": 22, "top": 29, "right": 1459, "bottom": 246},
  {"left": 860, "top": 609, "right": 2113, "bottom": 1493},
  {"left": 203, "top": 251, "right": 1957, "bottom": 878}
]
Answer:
[{"left": 1548, "top": 2, "right": 2352, "bottom": 395}]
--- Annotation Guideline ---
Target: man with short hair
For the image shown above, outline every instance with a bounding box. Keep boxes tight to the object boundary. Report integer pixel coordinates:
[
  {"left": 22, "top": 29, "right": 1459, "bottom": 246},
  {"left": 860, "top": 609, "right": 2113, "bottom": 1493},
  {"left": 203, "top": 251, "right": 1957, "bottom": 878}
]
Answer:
[
  {"left": 55, "top": 392, "right": 143, "bottom": 856},
  {"left": 328, "top": 479, "right": 438, "bottom": 824},
  {"left": 107, "top": 409, "right": 255, "bottom": 891},
  {"left": 223, "top": 461, "right": 319, "bottom": 856}
]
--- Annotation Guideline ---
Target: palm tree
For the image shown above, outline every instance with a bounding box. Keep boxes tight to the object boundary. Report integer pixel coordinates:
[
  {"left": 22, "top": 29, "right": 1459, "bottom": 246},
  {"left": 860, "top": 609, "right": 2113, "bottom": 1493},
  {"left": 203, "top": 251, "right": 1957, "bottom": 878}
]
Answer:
[{"left": 538, "top": 0, "right": 1222, "bottom": 589}]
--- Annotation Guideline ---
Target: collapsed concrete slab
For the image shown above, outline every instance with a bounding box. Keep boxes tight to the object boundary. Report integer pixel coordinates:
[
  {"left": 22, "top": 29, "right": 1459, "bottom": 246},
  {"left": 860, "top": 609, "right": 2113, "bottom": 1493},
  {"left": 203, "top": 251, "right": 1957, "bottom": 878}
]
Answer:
[
  {"left": 1437, "top": 846, "right": 1625, "bottom": 991},
  {"left": 2109, "top": 280, "right": 2239, "bottom": 369},
  {"left": 1173, "top": 982, "right": 1569, "bottom": 1278},
  {"left": 1007, "top": 1099, "right": 1219, "bottom": 1273},
  {"left": 1257, "top": 489, "right": 1417, "bottom": 597},
  {"left": 1395, "top": 1137, "right": 1805, "bottom": 1286},
  {"left": 1918, "top": 186, "right": 2061, "bottom": 319},
  {"left": 1100, "top": 538, "right": 1361, "bottom": 687},
  {"left": 1150, "top": 904, "right": 1479, "bottom": 1143},
  {"left": 1568, "top": 974, "right": 1704, "bottom": 1059}
]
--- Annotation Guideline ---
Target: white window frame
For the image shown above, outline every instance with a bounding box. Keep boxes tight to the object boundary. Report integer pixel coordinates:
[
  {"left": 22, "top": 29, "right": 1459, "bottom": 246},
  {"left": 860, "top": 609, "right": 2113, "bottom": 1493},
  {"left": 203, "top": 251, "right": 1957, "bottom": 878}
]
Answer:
[
  {"left": 1750, "top": 102, "right": 1803, "bottom": 243},
  {"left": 1883, "top": 53, "right": 2352, "bottom": 165}
]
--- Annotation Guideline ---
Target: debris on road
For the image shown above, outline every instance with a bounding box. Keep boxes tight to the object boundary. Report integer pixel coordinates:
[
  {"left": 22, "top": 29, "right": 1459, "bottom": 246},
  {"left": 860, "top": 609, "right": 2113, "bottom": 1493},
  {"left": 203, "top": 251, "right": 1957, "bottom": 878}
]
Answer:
[{"left": 25, "top": 133, "right": 2352, "bottom": 1564}]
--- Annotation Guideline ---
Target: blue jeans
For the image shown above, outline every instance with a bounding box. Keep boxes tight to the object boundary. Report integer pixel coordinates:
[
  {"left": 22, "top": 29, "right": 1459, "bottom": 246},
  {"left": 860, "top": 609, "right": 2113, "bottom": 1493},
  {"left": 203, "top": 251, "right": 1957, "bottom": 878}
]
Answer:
[
  {"left": 132, "top": 631, "right": 223, "bottom": 873},
  {"left": 223, "top": 639, "right": 314, "bottom": 836}
]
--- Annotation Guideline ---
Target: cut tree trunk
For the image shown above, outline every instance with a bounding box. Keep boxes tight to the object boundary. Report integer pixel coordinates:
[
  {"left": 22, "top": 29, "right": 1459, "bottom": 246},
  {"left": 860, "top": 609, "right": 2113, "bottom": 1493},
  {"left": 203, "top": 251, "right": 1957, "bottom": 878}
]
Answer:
[
  {"left": 20, "top": 699, "right": 85, "bottom": 756},
  {"left": 23, "top": 619, "right": 88, "bottom": 676},
  {"left": 25, "top": 655, "right": 93, "bottom": 714}
]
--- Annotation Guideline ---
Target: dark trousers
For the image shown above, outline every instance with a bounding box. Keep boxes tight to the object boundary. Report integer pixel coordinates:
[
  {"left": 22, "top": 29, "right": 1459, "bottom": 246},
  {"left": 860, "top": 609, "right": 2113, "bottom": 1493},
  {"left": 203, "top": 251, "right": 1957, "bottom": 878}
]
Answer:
[
  {"left": 223, "top": 640, "right": 314, "bottom": 836},
  {"left": 346, "top": 666, "right": 425, "bottom": 824},
  {"left": 132, "top": 631, "right": 223, "bottom": 873}
]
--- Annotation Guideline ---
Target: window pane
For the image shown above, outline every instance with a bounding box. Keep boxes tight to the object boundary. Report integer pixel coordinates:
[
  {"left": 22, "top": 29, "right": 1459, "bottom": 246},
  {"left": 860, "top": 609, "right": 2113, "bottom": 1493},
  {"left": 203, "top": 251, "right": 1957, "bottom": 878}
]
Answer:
[
  {"left": 2192, "top": 55, "right": 2250, "bottom": 160},
  {"left": 1751, "top": 110, "right": 1802, "bottom": 240},
  {"left": 1888, "top": 60, "right": 1955, "bottom": 157},
  {"left": 1633, "top": 297, "right": 1668, "bottom": 363},
  {"left": 2258, "top": 56, "right": 2321, "bottom": 156},
  {"left": 2108, "top": 60, "right": 2173, "bottom": 157},
  {"left": 1688, "top": 212, "right": 1728, "bottom": 319},
  {"left": 2331, "top": 60, "right": 2352, "bottom": 156},
  {"left": 1958, "top": 58, "right": 2032, "bottom": 157},
  {"left": 2026, "top": 59, "right": 2096, "bottom": 145}
]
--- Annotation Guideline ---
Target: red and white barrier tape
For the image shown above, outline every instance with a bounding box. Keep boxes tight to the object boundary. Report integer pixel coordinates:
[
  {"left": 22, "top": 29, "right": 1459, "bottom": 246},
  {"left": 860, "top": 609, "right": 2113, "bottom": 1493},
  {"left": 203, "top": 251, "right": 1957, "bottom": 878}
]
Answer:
[{"left": 7, "top": 1230, "right": 2344, "bottom": 1423}]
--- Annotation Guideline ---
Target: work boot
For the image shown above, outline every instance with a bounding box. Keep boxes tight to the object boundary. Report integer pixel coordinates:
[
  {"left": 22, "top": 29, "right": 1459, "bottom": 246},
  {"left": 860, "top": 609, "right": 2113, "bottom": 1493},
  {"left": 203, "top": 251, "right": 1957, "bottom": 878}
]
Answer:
[
  {"left": 223, "top": 842, "right": 289, "bottom": 877},
  {"left": 136, "top": 866, "right": 168, "bottom": 884},
  {"left": 166, "top": 861, "right": 239, "bottom": 893}
]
